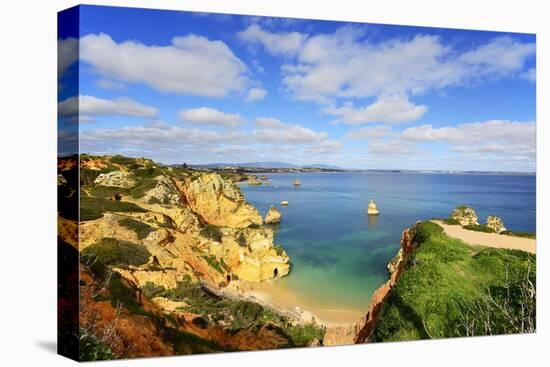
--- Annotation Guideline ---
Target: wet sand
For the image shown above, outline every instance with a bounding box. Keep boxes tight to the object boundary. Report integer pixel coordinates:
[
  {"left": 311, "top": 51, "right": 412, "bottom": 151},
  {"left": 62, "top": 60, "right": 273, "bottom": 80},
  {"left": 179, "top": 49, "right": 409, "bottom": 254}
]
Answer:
[
  {"left": 433, "top": 220, "right": 536, "bottom": 254},
  {"left": 225, "top": 279, "right": 364, "bottom": 327}
]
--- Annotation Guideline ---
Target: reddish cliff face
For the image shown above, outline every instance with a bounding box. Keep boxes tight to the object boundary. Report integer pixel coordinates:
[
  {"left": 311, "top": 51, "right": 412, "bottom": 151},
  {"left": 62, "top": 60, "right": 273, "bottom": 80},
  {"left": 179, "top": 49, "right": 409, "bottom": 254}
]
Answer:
[{"left": 323, "top": 227, "right": 416, "bottom": 346}]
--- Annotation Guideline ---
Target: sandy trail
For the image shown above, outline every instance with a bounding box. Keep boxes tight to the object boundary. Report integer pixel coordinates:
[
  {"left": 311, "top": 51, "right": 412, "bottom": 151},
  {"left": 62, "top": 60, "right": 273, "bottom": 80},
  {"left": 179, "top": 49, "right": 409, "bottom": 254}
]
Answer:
[{"left": 432, "top": 220, "right": 536, "bottom": 254}]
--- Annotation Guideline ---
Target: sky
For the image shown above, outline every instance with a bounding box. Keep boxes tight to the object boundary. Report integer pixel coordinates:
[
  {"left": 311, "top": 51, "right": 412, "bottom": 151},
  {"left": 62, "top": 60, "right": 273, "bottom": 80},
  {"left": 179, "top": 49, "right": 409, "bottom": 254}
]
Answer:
[{"left": 58, "top": 5, "right": 536, "bottom": 172}]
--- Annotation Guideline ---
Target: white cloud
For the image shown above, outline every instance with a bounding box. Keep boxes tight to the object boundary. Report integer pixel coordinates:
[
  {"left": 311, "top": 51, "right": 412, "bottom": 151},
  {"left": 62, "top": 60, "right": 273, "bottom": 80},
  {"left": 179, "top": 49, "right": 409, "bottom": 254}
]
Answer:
[
  {"left": 458, "top": 37, "right": 536, "bottom": 76},
  {"left": 238, "top": 24, "right": 307, "bottom": 56},
  {"left": 80, "top": 33, "right": 249, "bottom": 97},
  {"left": 345, "top": 125, "right": 392, "bottom": 140},
  {"left": 179, "top": 107, "right": 244, "bottom": 127},
  {"left": 520, "top": 67, "right": 536, "bottom": 83},
  {"left": 262, "top": 27, "right": 535, "bottom": 103},
  {"left": 58, "top": 95, "right": 158, "bottom": 118},
  {"left": 245, "top": 87, "right": 268, "bottom": 102},
  {"left": 251, "top": 120, "right": 328, "bottom": 144},
  {"left": 368, "top": 139, "right": 423, "bottom": 156},
  {"left": 94, "top": 78, "right": 125, "bottom": 90},
  {"left": 58, "top": 38, "right": 78, "bottom": 79},
  {"left": 324, "top": 95, "right": 428, "bottom": 125},
  {"left": 304, "top": 140, "right": 343, "bottom": 154},
  {"left": 254, "top": 117, "right": 286, "bottom": 128}
]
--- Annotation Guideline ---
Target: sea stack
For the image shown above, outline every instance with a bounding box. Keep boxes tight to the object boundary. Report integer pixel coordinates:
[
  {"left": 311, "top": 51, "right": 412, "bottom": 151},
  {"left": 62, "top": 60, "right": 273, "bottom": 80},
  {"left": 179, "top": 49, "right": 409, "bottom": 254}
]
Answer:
[
  {"left": 367, "top": 200, "right": 379, "bottom": 215},
  {"left": 293, "top": 179, "right": 301, "bottom": 186},
  {"left": 265, "top": 205, "right": 282, "bottom": 224},
  {"left": 280, "top": 200, "right": 289, "bottom": 206},
  {"left": 486, "top": 215, "right": 506, "bottom": 233}
]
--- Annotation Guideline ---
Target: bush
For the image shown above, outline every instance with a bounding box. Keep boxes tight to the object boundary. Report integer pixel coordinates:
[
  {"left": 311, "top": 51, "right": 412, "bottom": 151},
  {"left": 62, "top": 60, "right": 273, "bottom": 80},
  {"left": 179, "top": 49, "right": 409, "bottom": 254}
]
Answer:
[
  {"left": 412, "top": 221, "right": 443, "bottom": 244},
  {"left": 501, "top": 230, "right": 536, "bottom": 239},
  {"left": 118, "top": 217, "right": 154, "bottom": 240},
  {"left": 463, "top": 224, "right": 495, "bottom": 233},
  {"left": 110, "top": 155, "right": 136, "bottom": 166},
  {"left": 79, "top": 329, "right": 114, "bottom": 361},
  {"left": 80, "top": 195, "right": 147, "bottom": 221},
  {"left": 133, "top": 166, "right": 164, "bottom": 179},
  {"left": 200, "top": 224, "right": 223, "bottom": 242},
  {"left": 129, "top": 179, "right": 158, "bottom": 199},
  {"left": 202, "top": 255, "right": 225, "bottom": 274},
  {"left": 283, "top": 323, "right": 326, "bottom": 347},
  {"left": 273, "top": 244, "right": 285, "bottom": 256},
  {"left": 442, "top": 217, "right": 461, "bottom": 225},
  {"left": 81, "top": 238, "right": 151, "bottom": 266},
  {"left": 89, "top": 185, "right": 129, "bottom": 199}
]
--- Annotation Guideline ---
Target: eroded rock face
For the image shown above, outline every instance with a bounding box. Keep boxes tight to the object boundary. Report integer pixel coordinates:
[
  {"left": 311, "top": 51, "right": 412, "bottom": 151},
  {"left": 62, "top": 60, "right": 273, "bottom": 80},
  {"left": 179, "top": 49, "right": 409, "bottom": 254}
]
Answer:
[
  {"left": 183, "top": 173, "right": 262, "bottom": 228},
  {"left": 264, "top": 206, "right": 281, "bottom": 224},
  {"left": 450, "top": 206, "right": 479, "bottom": 226},
  {"left": 94, "top": 170, "right": 135, "bottom": 188},
  {"left": 144, "top": 176, "right": 181, "bottom": 206},
  {"left": 208, "top": 226, "right": 290, "bottom": 282},
  {"left": 486, "top": 215, "right": 506, "bottom": 233}
]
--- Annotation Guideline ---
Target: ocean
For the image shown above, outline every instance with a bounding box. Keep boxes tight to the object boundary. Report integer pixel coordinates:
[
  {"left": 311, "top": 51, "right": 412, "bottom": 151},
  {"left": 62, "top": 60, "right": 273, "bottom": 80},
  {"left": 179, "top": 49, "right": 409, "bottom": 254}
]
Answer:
[{"left": 239, "top": 172, "right": 536, "bottom": 312}]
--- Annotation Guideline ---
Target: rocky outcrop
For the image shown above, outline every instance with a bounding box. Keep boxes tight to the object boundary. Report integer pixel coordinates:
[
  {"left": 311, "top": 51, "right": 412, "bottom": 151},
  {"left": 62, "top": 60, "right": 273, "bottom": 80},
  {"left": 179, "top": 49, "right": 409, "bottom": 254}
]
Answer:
[
  {"left": 264, "top": 206, "right": 281, "bottom": 224},
  {"left": 450, "top": 205, "right": 478, "bottom": 226},
  {"left": 57, "top": 174, "right": 67, "bottom": 186},
  {"left": 183, "top": 173, "right": 263, "bottom": 228},
  {"left": 324, "top": 227, "right": 416, "bottom": 346},
  {"left": 210, "top": 226, "right": 290, "bottom": 282},
  {"left": 486, "top": 215, "right": 506, "bottom": 233},
  {"left": 247, "top": 175, "right": 261, "bottom": 185},
  {"left": 94, "top": 170, "right": 135, "bottom": 188},
  {"left": 143, "top": 176, "right": 181, "bottom": 206},
  {"left": 367, "top": 200, "right": 379, "bottom": 216},
  {"left": 293, "top": 179, "right": 301, "bottom": 186}
]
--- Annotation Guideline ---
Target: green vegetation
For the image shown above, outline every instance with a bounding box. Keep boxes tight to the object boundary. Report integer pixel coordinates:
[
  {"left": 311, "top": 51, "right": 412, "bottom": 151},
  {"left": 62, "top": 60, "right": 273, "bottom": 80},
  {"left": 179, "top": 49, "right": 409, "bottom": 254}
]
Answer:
[
  {"left": 463, "top": 224, "right": 496, "bottom": 233},
  {"left": 80, "top": 193, "right": 147, "bottom": 221},
  {"left": 129, "top": 179, "right": 158, "bottom": 199},
  {"left": 79, "top": 328, "right": 114, "bottom": 361},
  {"left": 118, "top": 217, "right": 154, "bottom": 240},
  {"left": 442, "top": 217, "right": 461, "bottom": 225},
  {"left": 88, "top": 185, "right": 129, "bottom": 199},
  {"left": 81, "top": 237, "right": 151, "bottom": 267},
  {"left": 202, "top": 255, "right": 225, "bottom": 274},
  {"left": 199, "top": 224, "right": 223, "bottom": 242},
  {"left": 502, "top": 230, "right": 536, "bottom": 239},
  {"left": 132, "top": 166, "right": 164, "bottom": 179},
  {"left": 109, "top": 155, "right": 137, "bottom": 165},
  {"left": 140, "top": 279, "right": 325, "bottom": 345},
  {"left": 371, "top": 221, "right": 536, "bottom": 342}
]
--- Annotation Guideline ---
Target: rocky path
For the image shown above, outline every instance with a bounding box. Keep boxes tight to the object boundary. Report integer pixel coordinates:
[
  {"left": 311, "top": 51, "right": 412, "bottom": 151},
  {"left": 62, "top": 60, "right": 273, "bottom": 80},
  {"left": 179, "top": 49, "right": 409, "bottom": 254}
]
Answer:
[{"left": 432, "top": 220, "right": 536, "bottom": 254}]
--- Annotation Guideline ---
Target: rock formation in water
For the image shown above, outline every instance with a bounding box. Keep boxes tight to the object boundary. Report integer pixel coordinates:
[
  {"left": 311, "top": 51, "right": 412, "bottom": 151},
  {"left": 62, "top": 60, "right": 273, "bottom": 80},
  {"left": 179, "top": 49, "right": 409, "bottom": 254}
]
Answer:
[
  {"left": 293, "top": 179, "right": 301, "bottom": 186},
  {"left": 486, "top": 215, "right": 506, "bottom": 233},
  {"left": 450, "top": 205, "right": 478, "bottom": 226},
  {"left": 264, "top": 206, "right": 282, "bottom": 224},
  {"left": 367, "top": 200, "right": 379, "bottom": 215}
]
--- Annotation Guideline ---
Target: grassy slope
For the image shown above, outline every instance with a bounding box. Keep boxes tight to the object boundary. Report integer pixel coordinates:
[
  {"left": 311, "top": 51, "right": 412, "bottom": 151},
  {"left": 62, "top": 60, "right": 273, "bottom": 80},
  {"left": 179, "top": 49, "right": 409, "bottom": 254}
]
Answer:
[{"left": 371, "top": 221, "right": 536, "bottom": 342}]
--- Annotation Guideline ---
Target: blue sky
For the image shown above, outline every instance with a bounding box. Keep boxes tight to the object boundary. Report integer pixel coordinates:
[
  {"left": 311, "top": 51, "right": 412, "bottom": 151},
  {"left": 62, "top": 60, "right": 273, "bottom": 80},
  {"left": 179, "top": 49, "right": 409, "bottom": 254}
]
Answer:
[{"left": 58, "top": 5, "right": 536, "bottom": 171}]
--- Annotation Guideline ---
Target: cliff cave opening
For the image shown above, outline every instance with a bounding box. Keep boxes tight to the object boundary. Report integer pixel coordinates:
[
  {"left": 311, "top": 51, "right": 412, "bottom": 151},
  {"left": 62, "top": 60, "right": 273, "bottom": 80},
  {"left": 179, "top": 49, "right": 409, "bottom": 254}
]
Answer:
[
  {"left": 226, "top": 275, "right": 231, "bottom": 283},
  {"left": 274, "top": 268, "right": 278, "bottom": 277}
]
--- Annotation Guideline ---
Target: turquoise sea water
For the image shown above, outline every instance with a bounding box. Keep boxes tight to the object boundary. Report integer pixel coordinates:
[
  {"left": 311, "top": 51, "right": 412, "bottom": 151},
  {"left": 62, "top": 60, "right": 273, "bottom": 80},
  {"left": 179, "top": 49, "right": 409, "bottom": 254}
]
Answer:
[{"left": 240, "top": 172, "right": 536, "bottom": 311}]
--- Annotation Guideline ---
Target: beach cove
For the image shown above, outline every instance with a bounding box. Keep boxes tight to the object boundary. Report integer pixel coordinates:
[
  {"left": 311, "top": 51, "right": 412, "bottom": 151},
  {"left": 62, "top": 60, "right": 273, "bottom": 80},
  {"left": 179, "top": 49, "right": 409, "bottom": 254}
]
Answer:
[{"left": 238, "top": 171, "right": 536, "bottom": 326}]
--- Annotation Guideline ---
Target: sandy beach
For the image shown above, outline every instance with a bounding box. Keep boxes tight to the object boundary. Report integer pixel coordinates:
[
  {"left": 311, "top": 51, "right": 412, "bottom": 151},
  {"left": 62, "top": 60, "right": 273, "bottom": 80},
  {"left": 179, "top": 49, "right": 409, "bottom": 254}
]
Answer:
[
  {"left": 433, "top": 220, "right": 536, "bottom": 254},
  {"left": 224, "top": 279, "right": 365, "bottom": 327}
]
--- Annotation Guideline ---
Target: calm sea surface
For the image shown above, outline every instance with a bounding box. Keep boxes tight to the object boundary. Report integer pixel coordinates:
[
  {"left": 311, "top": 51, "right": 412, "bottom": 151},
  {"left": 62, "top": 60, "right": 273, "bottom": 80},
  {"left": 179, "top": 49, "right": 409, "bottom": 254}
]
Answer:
[{"left": 239, "top": 172, "right": 536, "bottom": 311}]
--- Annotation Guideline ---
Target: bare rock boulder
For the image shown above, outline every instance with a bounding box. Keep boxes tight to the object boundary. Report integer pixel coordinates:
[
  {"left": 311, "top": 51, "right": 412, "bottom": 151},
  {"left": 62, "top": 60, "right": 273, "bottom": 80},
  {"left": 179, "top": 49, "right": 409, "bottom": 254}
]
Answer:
[
  {"left": 264, "top": 206, "right": 281, "bottom": 224},
  {"left": 486, "top": 215, "right": 506, "bottom": 233},
  {"left": 450, "top": 205, "right": 479, "bottom": 226}
]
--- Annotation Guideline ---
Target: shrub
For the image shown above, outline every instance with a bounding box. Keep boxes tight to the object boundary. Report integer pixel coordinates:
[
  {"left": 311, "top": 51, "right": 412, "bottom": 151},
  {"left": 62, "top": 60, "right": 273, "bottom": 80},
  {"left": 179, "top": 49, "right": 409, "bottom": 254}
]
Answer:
[
  {"left": 109, "top": 155, "right": 136, "bottom": 166},
  {"left": 89, "top": 185, "right": 129, "bottom": 199},
  {"left": 412, "top": 221, "right": 443, "bottom": 244},
  {"left": 237, "top": 232, "right": 247, "bottom": 247},
  {"left": 81, "top": 237, "right": 151, "bottom": 266},
  {"left": 148, "top": 196, "right": 161, "bottom": 205},
  {"left": 442, "top": 217, "right": 461, "bottom": 225},
  {"left": 273, "top": 244, "right": 285, "bottom": 256},
  {"left": 501, "top": 230, "right": 536, "bottom": 239},
  {"left": 133, "top": 166, "right": 164, "bottom": 179},
  {"left": 463, "top": 224, "right": 495, "bottom": 233},
  {"left": 202, "top": 255, "right": 225, "bottom": 274},
  {"left": 129, "top": 179, "right": 158, "bottom": 199},
  {"left": 79, "top": 329, "right": 114, "bottom": 361},
  {"left": 283, "top": 323, "right": 326, "bottom": 347},
  {"left": 118, "top": 217, "right": 154, "bottom": 240},
  {"left": 200, "top": 224, "right": 223, "bottom": 242}
]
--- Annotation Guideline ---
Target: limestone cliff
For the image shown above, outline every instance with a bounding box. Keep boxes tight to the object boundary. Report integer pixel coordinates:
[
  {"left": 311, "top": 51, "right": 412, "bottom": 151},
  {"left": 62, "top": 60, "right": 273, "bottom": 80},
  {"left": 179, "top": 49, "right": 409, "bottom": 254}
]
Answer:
[
  {"left": 450, "top": 205, "right": 479, "bottom": 226},
  {"left": 183, "top": 173, "right": 263, "bottom": 228}
]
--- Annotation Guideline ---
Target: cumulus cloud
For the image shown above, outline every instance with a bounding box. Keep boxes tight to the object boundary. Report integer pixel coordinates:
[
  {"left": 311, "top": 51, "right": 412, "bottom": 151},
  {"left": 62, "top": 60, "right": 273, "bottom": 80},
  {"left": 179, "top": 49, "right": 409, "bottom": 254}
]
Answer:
[
  {"left": 179, "top": 107, "right": 244, "bottom": 127},
  {"left": 94, "top": 78, "right": 126, "bottom": 90},
  {"left": 254, "top": 117, "right": 286, "bottom": 128},
  {"left": 245, "top": 87, "right": 268, "bottom": 102},
  {"left": 251, "top": 119, "right": 328, "bottom": 144},
  {"left": 238, "top": 25, "right": 535, "bottom": 104},
  {"left": 520, "top": 67, "right": 536, "bottom": 83},
  {"left": 80, "top": 33, "right": 249, "bottom": 97},
  {"left": 324, "top": 95, "right": 428, "bottom": 125},
  {"left": 58, "top": 95, "right": 158, "bottom": 118},
  {"left": 238, "top": 24, "right": 307, "bottom": 56},
  {"left": 58, "top": 37, "right": 78, "bottom": 79},
  {"left": 345, "top": 125, "right": 392, "bottom": 140}
]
